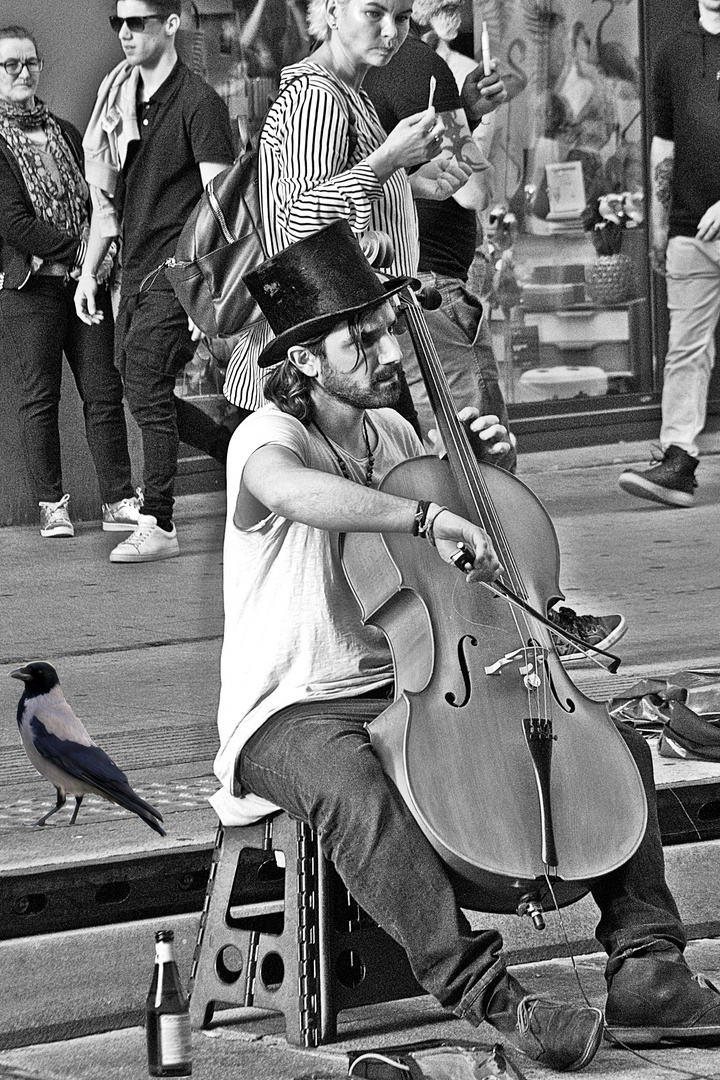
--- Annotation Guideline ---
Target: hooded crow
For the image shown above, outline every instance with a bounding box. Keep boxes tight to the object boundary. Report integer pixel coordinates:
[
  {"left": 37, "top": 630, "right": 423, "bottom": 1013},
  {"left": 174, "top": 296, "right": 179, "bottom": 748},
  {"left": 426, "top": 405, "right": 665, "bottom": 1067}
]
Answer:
[{"left": 11, "top": 661, "right": 166, "bottom": 836}]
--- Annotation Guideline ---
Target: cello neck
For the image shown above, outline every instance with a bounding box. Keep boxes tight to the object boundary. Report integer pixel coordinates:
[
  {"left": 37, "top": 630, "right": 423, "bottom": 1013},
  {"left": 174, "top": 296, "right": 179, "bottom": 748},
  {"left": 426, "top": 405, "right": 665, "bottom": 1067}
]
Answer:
[{"left": 401, "top": 288, "right": 516, "bottom": 576}]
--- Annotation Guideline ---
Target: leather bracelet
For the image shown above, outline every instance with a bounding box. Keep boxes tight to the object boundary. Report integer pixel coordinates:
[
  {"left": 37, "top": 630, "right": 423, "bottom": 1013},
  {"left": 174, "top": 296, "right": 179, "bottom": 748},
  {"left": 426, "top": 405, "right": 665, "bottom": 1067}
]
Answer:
[{"left": 411, "top": 500, "right": 431, "bottom": 537}]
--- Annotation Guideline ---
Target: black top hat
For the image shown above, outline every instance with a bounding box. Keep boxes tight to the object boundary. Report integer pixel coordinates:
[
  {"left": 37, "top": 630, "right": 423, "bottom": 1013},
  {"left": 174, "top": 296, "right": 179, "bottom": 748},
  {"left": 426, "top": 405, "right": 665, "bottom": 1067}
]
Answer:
[{"left": 243, "top": 221, "right": 414, "bottom": 368}]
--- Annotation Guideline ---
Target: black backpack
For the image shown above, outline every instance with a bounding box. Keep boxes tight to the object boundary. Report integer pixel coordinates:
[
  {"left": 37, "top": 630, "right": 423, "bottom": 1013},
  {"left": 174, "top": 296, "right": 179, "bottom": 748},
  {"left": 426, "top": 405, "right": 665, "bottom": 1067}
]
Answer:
[
  {"left": 164, "top": 142, "right": 265, "bottom": 339},
  {"left": 163, "top": 71, "right": 357, "bottom": 339}
]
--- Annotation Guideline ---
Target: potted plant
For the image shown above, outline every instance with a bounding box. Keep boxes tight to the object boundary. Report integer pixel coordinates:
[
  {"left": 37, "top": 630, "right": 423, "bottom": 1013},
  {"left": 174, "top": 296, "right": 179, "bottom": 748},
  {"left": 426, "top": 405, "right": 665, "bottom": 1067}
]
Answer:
[{"left": 582, "top": 192, "right": 644, "bottom": 304}]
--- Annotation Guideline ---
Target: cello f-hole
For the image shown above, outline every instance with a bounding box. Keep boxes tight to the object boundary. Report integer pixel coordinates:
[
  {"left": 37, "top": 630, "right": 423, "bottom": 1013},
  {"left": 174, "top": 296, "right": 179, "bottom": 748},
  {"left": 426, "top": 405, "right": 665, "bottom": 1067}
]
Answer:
[{"left": 445, "top": 634, "right": 478, "bottom": 708}]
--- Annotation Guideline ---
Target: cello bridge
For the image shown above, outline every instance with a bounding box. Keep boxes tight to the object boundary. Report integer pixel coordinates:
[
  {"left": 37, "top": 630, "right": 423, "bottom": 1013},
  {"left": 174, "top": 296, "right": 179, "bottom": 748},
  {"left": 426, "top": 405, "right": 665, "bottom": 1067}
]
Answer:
[{"left": 484, "top": 646, "right": 549, "bottom": 677}]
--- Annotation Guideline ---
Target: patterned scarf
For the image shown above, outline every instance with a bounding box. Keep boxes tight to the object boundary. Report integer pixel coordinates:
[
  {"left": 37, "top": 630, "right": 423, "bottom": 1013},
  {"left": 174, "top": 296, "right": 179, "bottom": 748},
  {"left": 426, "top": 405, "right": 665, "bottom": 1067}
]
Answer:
[{"left": 0, "top": 98, "right": 88, "bottom": 238}]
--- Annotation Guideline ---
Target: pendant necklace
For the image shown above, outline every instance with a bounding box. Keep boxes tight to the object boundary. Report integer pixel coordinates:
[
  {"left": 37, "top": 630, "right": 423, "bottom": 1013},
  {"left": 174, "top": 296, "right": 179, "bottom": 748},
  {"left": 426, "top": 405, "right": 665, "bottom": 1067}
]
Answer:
[{"left": 312, "top": 414, "right": 375, "bottom": 487}]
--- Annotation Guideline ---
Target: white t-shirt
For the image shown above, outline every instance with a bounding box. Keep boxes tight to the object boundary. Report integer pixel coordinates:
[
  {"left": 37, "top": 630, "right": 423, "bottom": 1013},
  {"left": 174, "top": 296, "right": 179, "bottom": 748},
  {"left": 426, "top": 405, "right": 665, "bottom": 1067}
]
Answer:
[{"left": 210, "top": 403, "right": 423, "bottom": 825}]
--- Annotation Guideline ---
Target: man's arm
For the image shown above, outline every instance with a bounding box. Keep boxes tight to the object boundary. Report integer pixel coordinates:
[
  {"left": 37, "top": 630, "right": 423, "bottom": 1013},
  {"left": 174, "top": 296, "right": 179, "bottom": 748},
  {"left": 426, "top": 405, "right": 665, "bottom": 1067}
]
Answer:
[
  {"left": 460, "top": 61, "right": 507, "bottom": 130},
  {"left": 238, "top": 441, "right": 502, "bottom": 584},
  {"left": 649, "top": 135, "right": 674, "bottom": 275},
  {"left": 74, "top": 215, "right": 115, "bottom": 325}
]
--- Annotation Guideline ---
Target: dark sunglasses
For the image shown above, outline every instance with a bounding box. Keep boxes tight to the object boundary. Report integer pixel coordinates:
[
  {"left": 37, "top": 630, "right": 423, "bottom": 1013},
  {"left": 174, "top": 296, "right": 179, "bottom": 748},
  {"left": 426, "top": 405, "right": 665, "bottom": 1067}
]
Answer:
[{"left": 109, "top": 14, "right": 164, "bottom": 33}]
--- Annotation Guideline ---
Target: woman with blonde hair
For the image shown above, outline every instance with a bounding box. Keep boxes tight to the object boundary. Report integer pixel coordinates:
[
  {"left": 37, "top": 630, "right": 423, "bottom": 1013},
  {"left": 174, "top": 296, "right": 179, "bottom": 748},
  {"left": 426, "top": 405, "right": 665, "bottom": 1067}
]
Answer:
[{"left": 223, "top": 0, "right": 469, "bottom": 420}]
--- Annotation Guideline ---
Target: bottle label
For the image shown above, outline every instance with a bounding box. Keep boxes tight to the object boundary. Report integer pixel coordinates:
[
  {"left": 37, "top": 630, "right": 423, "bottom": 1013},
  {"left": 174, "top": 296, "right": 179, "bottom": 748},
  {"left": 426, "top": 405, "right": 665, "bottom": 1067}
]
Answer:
[{"left": 160, "top": 1013, "right": 192, "bottom": 1067}]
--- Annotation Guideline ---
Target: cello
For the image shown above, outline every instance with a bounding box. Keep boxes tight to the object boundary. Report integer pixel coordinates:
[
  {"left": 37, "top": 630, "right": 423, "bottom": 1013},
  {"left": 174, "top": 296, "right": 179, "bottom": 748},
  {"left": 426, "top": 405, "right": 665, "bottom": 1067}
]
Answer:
[{"left": 340, "top": 281, "right": 647, "bottom": 924}]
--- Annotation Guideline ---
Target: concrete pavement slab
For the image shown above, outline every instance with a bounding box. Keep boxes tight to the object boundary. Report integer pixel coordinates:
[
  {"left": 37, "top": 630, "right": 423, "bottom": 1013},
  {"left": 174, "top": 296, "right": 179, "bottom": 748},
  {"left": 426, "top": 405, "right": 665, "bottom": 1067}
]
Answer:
[
  {"left": 1, "top": 939, "right": 720, "bottom": 1079},
  {"left": 2, "top": 437, "right": 720, "bottom": 1076}
]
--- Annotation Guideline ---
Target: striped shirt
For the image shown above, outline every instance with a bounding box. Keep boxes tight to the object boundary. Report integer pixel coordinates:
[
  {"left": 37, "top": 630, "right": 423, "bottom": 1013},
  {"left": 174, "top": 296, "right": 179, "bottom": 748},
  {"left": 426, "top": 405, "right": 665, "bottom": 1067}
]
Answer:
[{"left": 223, "top": 59, "right": 419, "bottom": 410}]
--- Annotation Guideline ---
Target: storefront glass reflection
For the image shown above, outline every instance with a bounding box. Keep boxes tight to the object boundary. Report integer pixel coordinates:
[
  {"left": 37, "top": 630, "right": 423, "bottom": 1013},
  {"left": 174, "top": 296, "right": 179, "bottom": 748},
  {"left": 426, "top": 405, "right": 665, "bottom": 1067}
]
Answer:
[{"left": 472, "top": 0, "right": 647, "bottom": 407}]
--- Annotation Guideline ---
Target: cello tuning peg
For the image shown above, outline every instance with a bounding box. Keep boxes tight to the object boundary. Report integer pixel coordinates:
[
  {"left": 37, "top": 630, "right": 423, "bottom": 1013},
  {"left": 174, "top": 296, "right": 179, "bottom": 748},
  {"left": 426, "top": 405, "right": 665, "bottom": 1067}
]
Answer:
[
  {"left": 360, "top": 230, "right": 395, "bottom": 268},
  {"left": 416, "top": 285, "right": 443, "bottom": 310}
]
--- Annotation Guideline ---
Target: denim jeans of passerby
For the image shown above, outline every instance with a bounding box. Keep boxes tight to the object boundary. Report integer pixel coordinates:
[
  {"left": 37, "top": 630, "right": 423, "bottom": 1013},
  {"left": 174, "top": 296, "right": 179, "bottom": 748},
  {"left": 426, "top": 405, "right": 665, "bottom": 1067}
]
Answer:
[
  {"left": 399, "top": 271, "right": 516, "bottom": 473},
  {"left": 115, "top": 288, "right": 230, "bottom": 523},
  {"left": 662, "top": 235, "right": 720, "bottom": 458},
  {"left": 238, "top": 695, "right": 685, "bottom": 1024},
  {"left": 0, "top": 276, "right": 134, "bottom": 505}
]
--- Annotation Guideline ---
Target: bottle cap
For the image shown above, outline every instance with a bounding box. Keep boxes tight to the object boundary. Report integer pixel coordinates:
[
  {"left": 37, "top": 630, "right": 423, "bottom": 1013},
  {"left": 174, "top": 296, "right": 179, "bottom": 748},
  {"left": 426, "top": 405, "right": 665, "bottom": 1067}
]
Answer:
[{"left": 155, "top": 930, "right": 175, "bottom": 943}]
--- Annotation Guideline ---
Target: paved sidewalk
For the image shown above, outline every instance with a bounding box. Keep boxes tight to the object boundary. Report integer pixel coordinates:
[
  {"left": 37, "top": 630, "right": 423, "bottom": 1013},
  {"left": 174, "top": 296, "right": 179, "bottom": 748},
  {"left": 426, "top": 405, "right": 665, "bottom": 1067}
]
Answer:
[{"left": 1, "top": 433, "right": 719, "bottom": 1080}]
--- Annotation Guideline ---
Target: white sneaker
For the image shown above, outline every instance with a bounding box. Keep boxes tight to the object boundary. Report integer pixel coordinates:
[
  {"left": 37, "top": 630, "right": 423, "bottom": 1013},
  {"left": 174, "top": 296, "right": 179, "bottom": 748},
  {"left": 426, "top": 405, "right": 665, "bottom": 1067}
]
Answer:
[
  {"left": 39, "top": 494, "right": 74, "bottom": 538},
  {"left": 109, "top": 514, "right": 179, "bottom": 563},
  {"left": 102, "top": 487, "right": 144, "bottom": 531}
]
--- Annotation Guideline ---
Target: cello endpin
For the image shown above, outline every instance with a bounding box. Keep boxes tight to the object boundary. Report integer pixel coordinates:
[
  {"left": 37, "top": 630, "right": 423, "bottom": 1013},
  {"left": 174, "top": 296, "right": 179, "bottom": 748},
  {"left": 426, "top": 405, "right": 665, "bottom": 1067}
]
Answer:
[{"left": 517, "top": 894, "right": 546, "bottom": 931}]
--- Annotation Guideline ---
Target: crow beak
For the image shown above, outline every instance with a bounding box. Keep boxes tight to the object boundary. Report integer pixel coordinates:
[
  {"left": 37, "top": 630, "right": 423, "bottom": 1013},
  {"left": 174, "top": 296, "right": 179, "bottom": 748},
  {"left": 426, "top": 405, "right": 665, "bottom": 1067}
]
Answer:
[{"left": 10, "top": 667, "right": 31, "bottom": 682}]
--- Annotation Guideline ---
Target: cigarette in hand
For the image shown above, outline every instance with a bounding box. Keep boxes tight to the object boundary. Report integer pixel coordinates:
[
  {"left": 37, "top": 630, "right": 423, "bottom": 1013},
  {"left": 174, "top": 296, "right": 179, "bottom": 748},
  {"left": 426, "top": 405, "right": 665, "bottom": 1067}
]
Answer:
[
  {"left": 481, "top": 21, "right": 491, "bottom": 77},
  {"left": 428, "top": 75, "right": 436, "bottom": 109}
]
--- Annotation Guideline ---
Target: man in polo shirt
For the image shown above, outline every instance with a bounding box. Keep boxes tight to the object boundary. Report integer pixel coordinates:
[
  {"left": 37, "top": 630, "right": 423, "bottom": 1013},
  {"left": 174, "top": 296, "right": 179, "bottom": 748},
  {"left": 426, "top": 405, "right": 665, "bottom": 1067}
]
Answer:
[{"left": 75, "top": 0, "right": 235, "bottom": 562}]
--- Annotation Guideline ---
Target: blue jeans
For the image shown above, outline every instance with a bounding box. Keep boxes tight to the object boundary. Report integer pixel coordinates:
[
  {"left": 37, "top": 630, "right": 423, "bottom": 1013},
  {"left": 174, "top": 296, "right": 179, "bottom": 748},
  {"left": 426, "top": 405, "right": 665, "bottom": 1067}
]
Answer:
[
  {"left": 115, "top": 289, "right": 231, "bottom": 523},
  {"left": 238, "top": 697, "right": 684, "bottom": 1023},
  {"left": 0, "top": 277, "right": 133, "bottom": 505},
  {"left": 401, "top": 272, "right": 516, "bottom": 473}
]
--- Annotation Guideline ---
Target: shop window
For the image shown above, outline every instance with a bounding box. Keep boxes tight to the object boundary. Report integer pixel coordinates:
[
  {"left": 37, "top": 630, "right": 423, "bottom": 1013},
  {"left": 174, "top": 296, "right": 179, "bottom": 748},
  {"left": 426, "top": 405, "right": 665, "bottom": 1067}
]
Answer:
[{"left": 471, "top": 0, "right": 648, "bottom": 408}]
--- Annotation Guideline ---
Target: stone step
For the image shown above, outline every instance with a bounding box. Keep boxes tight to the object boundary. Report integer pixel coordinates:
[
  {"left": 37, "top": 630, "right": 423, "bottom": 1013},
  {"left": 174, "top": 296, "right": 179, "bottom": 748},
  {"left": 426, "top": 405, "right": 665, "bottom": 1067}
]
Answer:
[{"left": 2, "top": 838, "right": 720, "bottom": 1051}]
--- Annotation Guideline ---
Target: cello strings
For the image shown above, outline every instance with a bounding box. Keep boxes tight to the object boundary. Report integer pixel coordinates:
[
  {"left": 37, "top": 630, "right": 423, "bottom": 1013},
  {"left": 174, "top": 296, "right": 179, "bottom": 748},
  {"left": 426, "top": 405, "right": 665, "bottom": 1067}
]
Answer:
[
  {"left": 404, "top": 296, "right": 525, "bottom": 594},
  {"left": 406, "top": 295, "right": 712, "bottom": 1078},
  {"left": 404, "top": 301, "right": 714, "bottom": 1078},
  {"left": 404, "top": 295, "right": 547, "bottom": 720}
]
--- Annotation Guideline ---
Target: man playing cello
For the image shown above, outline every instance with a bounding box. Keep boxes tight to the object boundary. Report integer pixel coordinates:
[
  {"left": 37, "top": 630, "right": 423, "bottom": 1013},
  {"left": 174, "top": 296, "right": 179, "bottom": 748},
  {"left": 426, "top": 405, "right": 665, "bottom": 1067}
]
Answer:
[{"left": 211, "top": 221, "right": 720, "bottom": 1071}]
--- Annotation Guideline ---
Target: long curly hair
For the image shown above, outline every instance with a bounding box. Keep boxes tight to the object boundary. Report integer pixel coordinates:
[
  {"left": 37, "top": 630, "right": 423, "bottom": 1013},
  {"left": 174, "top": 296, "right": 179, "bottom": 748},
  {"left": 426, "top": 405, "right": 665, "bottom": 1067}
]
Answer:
[{"left": 264, "top": 335, "right": 328, "bottom": 425}]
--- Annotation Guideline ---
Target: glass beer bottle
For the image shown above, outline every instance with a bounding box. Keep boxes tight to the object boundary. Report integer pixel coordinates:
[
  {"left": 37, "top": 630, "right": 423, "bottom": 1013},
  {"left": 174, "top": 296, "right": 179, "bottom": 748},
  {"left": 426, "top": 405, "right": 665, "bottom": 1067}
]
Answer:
[{"left": 146, "top": 930, "right": 192, "bottom": 1076}]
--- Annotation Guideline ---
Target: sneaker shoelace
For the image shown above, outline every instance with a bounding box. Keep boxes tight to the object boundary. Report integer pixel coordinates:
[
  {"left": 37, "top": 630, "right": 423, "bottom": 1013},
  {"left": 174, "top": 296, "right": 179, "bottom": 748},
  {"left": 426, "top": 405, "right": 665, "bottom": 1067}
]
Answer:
[
  {"left": 44, "top": 494, "right": 71, "bottom": 524},
  {"left": 516, "top": 997, "right": 534, "bottom": 1035},
  {"left": 553, "top": 607, "right": 601, "bottom": 638},
  {"left": 125, "top": 520, "right": 157, "bottom": 546},
  {"left": 111, "top": 487, "right": 144, "bottom": 513},
  {"left": 567, "top": 612, "right": 601, "bottom": 637}
]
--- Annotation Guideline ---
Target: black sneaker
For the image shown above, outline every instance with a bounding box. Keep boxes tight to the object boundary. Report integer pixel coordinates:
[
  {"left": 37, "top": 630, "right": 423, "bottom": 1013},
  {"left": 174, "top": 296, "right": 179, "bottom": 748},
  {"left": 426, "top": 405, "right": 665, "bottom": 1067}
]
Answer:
[
  {"left": 550, "top": 606, "right": 627, "bottom": 664},
  {"left": 618, "top": 445, "right": 698, "bottom": 508}
]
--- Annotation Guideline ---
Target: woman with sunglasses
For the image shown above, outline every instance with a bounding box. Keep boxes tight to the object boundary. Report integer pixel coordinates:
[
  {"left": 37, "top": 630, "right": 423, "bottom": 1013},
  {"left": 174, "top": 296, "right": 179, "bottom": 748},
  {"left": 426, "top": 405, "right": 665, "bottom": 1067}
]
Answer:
[{"left": 0, "top": 25, "right": 139, "bottom": 538}]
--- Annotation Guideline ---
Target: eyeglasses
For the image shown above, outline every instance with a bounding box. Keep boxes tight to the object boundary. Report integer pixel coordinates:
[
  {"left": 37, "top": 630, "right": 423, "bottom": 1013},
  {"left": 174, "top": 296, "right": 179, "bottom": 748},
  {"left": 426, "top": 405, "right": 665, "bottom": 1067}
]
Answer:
[
  {"left": 1, "top": 57, "right": 43, "bottom": 77},
  {"left": 109, "top": 15, "right": 163, "bottom": 33}
]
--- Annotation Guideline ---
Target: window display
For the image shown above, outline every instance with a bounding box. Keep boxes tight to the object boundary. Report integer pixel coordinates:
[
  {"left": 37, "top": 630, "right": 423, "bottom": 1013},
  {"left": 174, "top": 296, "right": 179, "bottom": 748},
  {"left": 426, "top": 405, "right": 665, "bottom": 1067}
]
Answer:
[
  {"left": 174, "top": 0, "right": 649, "bottom": 423},
  {"left": 472, "top": 0, "right": 648, "bottom": 407}
]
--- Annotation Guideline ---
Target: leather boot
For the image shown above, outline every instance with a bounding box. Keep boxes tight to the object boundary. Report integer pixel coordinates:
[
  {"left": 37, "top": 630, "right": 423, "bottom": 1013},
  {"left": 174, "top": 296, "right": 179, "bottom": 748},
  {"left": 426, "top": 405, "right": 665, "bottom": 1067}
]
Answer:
[
  {"left": 605, "top": 948, "right": 720, "bottom": 1046},
  {"left": 484, "top": 974, "right": 603, "bottom": 1071}
]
